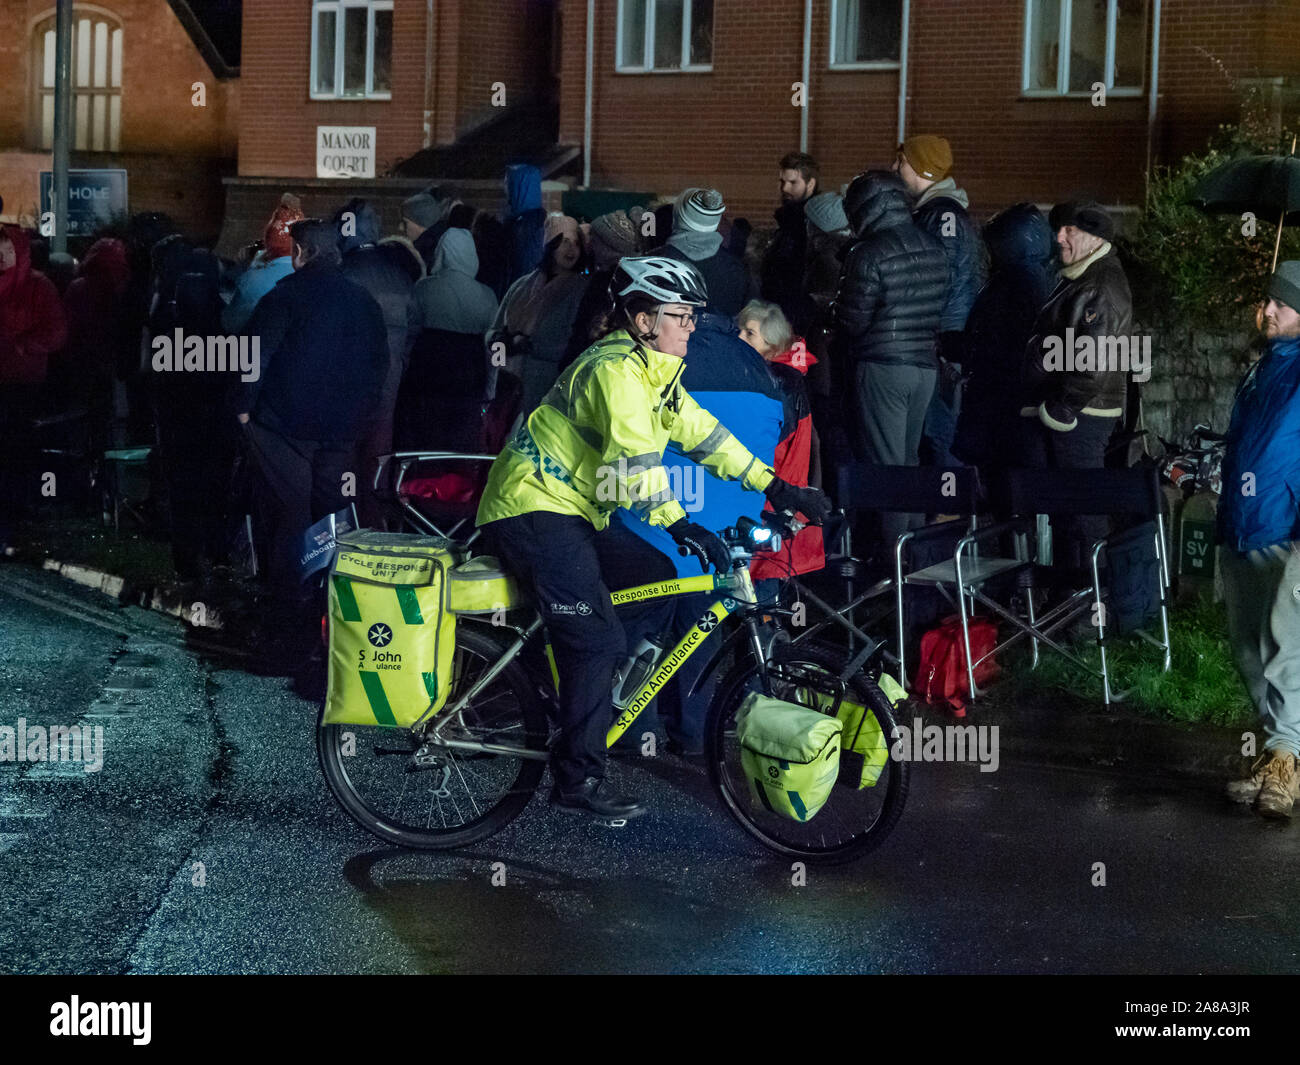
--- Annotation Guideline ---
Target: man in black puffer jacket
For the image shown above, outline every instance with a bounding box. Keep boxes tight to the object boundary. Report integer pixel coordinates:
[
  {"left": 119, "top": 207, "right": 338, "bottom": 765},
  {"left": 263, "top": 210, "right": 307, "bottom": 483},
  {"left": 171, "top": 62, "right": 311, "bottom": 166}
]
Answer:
[
  {"left": 833, "top": 170, "right": 948, "bottom": 508},
  {"left": 893, "top": 135, "right": 986, "bottom": 466},
  {"left": 1021, "top": 200, "right": 1134, "bottom": 562}
]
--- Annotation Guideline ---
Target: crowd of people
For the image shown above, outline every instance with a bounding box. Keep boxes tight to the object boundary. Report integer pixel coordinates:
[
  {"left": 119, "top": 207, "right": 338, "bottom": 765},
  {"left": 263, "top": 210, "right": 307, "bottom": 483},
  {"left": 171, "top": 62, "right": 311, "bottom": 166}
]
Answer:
[
  {"left": 4, "top": 139, "right": 1300, "bottom": 820},
  {"left": 0, "top": 143, "right": 1153, "bottom": 649}
]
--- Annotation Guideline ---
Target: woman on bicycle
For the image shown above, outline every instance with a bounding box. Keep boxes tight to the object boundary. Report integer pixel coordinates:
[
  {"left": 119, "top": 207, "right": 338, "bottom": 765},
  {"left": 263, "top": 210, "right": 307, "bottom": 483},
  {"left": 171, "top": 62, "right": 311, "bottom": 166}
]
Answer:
[{"left": 476, "top": 255, "right": 831, "bottom": 820}]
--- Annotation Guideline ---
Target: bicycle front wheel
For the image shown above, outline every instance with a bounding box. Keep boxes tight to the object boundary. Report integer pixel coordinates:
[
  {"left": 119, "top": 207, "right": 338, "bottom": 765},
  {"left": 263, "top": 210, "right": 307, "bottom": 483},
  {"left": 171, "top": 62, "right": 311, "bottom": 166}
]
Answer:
[
  {"left": 318, "top": 623, "right": 550, "bottom": 850},
  {"left": 705, "top": 641, "right": 909, "bottom": 865}
]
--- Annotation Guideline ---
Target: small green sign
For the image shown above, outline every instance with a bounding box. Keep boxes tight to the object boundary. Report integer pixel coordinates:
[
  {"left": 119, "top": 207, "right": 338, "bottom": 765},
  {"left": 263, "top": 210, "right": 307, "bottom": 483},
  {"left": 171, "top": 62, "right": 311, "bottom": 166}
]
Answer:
[{"left": 1180, "top": 520, "right": 1217, "bottom": 578}]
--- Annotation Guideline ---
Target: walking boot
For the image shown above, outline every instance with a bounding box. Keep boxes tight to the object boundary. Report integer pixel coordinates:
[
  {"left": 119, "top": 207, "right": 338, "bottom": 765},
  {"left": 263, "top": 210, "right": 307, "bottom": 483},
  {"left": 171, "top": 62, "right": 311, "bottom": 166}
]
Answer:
[
  {"left": 549, "top": 776, "right": 646, "bottom": 820},
  {"left": 1255, "top": 751, "right": 1300, "bottom": 820},
  {"left": 1225, "top": 756, "right": 1269, "bottom": 804}
]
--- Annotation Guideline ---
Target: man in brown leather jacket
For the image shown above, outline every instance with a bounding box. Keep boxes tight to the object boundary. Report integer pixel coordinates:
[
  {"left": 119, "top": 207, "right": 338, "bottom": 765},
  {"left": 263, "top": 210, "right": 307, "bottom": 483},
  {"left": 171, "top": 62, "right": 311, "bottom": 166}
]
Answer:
[{"left": 1020, "top": 201, "right": 1138, "bottom": 557}]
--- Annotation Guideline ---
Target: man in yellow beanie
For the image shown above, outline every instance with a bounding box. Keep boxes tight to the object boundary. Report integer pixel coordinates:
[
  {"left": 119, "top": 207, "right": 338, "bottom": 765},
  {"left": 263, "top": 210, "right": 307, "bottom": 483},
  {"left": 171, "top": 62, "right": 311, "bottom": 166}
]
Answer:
[{"left": 893, "top": 134, "right": 986, "bottom": 466}]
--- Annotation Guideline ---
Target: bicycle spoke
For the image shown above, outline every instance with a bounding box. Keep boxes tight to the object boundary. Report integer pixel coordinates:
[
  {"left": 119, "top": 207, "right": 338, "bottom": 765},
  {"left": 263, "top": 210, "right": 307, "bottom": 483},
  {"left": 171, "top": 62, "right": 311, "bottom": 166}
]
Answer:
[{"left": 320, "top": 628, "right": 547, "bottom": 846}]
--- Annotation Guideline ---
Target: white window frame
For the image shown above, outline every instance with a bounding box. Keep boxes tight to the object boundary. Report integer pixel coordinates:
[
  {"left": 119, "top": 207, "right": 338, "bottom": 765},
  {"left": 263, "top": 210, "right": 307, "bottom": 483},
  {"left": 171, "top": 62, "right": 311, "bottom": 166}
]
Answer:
[
  {"left": 828, "top": 0, "right": 904, "bottom": 71},
  {"left": 1021, "top": 0, "right": 1145, "bottom": 98},
  {"left": 615, "top": 0, "right": 713, "bottom": 74},
  {"left": 32, "top": 8, "right": 123, "bottom": 152},
  {"left": 310, "top": 0, "right": 393, "bottom": 100}
]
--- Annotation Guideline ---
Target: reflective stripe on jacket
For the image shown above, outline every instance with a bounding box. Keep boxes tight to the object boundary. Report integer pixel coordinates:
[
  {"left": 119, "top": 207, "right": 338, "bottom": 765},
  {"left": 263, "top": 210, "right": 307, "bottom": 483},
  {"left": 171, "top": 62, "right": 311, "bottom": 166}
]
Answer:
[{"left": 476, "top": 329, "right": 775, "bottom": 530}]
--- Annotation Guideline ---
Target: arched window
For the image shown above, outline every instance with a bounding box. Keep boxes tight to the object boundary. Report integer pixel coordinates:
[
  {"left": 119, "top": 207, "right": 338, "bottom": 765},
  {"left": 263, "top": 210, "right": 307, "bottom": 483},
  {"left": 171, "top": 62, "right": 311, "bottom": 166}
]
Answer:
[{"left": 33, "top": 8, "right": 124, "bottom": 151}]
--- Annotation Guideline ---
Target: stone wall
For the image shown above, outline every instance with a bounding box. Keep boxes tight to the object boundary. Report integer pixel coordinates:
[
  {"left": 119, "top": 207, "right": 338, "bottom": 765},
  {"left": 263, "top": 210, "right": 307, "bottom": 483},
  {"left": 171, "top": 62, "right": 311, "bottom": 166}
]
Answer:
[{"left": 1141, "top": 323, "right": 1254, "bottom": 447}]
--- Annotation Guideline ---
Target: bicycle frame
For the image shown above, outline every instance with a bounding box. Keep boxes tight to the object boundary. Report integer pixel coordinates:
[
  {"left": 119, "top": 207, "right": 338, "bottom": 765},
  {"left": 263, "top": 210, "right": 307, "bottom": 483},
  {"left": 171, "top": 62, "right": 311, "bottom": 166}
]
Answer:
[{"left": 424, "top": 565, "right": 768, "bottom": 758}]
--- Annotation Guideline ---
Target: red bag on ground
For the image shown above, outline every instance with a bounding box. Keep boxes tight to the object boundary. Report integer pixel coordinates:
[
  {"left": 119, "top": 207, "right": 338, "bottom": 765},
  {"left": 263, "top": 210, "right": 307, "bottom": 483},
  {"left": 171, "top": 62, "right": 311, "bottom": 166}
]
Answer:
[{"left": 912, "top": 614, "right": 1000, "bottom": 717}]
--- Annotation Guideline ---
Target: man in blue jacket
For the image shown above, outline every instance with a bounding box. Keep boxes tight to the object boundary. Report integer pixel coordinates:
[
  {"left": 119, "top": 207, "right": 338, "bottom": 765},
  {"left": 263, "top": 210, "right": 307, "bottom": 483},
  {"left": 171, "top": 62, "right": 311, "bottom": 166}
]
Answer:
[{"left": 1221, "top": 261, "right": 1300, "bottom": 818}]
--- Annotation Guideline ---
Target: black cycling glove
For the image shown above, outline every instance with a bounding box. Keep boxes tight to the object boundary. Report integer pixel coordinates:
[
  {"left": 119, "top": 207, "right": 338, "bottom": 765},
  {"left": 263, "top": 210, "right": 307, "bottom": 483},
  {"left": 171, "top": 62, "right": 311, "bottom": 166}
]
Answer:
[
  {"left": 764, "top": 477, "right": 833, "bottom": 525},
  {"left": 667, "top": 518, "right": 732, "bottom": 574}
]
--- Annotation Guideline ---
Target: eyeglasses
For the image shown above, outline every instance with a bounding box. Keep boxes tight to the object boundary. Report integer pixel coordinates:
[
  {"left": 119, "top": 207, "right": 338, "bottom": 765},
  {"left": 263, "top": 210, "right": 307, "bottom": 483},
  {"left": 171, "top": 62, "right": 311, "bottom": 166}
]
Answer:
[{"left": 661, "top": 311, "right": 698, "bottom": 328}]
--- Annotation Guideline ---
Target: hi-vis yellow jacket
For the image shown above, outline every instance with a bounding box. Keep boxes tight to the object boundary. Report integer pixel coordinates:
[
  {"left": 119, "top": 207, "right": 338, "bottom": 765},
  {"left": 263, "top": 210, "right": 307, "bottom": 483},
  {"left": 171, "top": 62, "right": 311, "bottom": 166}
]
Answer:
[{"left": 477, "top": 330, "right": 775, "bottom": 530}]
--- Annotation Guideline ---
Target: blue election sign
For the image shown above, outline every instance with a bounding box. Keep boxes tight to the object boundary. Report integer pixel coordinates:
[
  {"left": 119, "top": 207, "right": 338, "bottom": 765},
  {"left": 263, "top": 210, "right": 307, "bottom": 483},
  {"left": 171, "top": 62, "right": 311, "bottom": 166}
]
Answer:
[{"left": 39, "top": 169, "right": 128, "bottom": 236}]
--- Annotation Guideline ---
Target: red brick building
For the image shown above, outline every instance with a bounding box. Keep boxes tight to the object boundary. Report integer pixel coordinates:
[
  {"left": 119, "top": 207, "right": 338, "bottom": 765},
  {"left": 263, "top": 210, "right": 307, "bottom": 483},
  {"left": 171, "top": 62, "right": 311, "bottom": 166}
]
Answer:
[
  {"left": 7, "top": 2, "right": 1298, "bottom": 241},
  {"left": 230, "top": 1, "right": 1298, "bottom": 233},
  {"left": 557, "top": 0, "right": 1300, "bottom": 218},
  {"left": 0, "top": 0, "right": 240, "bottom": 237},
  {"left": 222, "top": 0, "right": 561, "bottom": 251}
]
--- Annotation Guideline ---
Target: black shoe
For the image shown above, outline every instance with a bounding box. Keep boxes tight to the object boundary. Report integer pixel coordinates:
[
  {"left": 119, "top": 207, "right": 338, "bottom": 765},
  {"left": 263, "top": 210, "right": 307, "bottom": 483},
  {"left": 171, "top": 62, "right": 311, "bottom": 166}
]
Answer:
[
  {"left": 665, "top": 737, "right": 705, "bottom": 764},
  {"left": 549, "top": 777, "right": 646, "bottom": 820}
]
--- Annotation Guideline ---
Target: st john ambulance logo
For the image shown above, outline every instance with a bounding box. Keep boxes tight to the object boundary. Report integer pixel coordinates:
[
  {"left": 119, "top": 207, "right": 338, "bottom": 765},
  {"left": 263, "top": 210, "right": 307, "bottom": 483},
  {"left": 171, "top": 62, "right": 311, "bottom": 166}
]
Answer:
[{"left": 367, "top": 622, "right": 394, "bottom": 648}]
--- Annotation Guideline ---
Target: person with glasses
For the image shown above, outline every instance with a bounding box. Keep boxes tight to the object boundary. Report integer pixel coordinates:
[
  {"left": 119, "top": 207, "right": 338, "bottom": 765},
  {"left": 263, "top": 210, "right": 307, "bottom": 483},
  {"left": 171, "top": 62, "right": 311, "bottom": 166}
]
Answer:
[{"left": 477, "top": 255, "right": 831, "bottom": 820}]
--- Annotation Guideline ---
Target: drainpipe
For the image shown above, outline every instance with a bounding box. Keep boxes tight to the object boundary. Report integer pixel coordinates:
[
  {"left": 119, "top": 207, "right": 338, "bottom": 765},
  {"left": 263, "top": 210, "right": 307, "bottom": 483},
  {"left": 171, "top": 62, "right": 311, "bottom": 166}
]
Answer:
[
  {"left": 583, "top": 0, "right": 594, "bottom": 187},
  {"left": 423, "top": 0, "right": 437, "bottom": 148},
  {"left": 799, "top": 0, "right": 812, "bottom": 153},
  {"left": 896, "top": 0, "right": 911, "bottom": 145},
  {"left": 51, "top": 0, "right": 73, "bottom": 254},
  {"left": 1144, "top": 0, "right": 1162, "bottom": 202}
]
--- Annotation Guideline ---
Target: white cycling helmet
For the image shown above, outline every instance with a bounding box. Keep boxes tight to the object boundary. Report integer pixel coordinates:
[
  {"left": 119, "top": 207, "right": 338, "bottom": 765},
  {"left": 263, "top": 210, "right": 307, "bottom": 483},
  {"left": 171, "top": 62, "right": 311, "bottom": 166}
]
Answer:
[{"left": 608, "top": 255, "right": 709, "bottom": 309}]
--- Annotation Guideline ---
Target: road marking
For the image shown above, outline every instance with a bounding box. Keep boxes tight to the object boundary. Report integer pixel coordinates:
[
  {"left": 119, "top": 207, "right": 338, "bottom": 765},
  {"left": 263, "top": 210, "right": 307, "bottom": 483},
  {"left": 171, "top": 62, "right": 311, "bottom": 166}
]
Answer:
[
  {"left": 82, "top": 700, "right": 138, "bottom": 719},
  {"left": 0, "top": 799, "right": 50, "bottom": 818},
  {"left": 23, "top": 762, "right": 93, "bottom": 780}
]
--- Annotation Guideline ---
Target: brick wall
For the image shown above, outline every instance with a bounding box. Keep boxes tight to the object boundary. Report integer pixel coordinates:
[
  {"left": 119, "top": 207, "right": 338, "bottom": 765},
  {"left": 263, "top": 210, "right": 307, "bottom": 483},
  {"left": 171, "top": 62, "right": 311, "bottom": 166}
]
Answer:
[
  {"left": 456, "top": 0, "right": 554, "bottom": 138},
  {"left": 239, "top": 0, "right": 552, "bottom": 179},
  {"left": 238, "top": 0, "right": 427, "bottom": 178},
  {"left": 558, "top": 0, "right": 1300, "bottom": 221},
  {"left": 0, "top": 0, "right": 237, "bottom": 156},
  {"left": 0, "top": 1, "right": 236, "bottom": 232}
]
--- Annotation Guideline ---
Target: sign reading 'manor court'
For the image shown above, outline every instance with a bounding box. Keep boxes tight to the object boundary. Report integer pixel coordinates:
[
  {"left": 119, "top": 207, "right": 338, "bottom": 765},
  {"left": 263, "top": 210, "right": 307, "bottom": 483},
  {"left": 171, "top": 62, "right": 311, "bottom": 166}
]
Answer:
[{"left": 316, "top": 126, "right": 376, "bottom": 179}]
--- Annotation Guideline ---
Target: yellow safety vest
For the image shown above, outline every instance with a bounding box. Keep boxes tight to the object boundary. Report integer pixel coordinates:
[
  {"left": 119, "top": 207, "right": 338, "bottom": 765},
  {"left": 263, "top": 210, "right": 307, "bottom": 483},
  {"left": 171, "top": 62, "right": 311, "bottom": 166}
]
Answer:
[{"left": 477, "top": 329, "right": 775, "bottom": 530}]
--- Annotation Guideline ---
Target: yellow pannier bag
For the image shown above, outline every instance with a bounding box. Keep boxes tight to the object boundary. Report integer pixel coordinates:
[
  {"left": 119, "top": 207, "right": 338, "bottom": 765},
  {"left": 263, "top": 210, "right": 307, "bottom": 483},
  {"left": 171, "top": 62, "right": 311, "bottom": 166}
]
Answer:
[
  {"left": 324, "top": 531, "right": 459, "bottom": 728},
  {"left": 803, "top": 673, "right": 904, "bottom": 789},
  {"left": 737, "top": 692, "right": 843, "bottom": 822},
  {"left": 447, "top": 556, "right": 524, "bottom": 614}
]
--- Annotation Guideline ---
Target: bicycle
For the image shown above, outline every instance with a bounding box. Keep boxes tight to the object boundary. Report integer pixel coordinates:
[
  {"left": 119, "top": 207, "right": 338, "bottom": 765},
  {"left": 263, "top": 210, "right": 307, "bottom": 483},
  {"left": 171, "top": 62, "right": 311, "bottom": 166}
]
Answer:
[{"left": 317, "top": 513, "right": 910, "bottom": 864}]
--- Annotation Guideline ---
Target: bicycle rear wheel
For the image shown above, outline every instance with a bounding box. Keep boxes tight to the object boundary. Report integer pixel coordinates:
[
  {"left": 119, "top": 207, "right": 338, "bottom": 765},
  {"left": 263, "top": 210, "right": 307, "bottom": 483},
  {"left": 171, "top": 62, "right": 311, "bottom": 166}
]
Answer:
[
  {"left": 705, "top": 641, "right": 909, "bottom": 864},
  {"left": 318, "top": 624, "right": 549, "bottom": 850}
]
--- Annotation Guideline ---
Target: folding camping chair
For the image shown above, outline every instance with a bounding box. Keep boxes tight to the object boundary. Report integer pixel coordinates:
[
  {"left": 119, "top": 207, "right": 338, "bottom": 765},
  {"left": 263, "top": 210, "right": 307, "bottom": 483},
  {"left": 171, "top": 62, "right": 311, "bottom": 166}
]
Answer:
[
  {"left": 101, "top": 446, "right": 154, "bottom": 531},
  {"left": 921, "top": 465, "right": 1171, "bottom": 706},
  {"left": 800, "top": 465, "right": 983, "bottom": 681}
]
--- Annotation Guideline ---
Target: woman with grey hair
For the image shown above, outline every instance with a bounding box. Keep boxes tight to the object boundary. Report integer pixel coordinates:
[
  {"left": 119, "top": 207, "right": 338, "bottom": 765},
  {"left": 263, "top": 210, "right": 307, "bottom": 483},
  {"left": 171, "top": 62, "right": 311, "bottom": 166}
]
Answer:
[
  {"left": 738, "top": 298, "right": 794, "bottom": 360},
  {"left": 737, "top": 299, "right": 825, "bottom": 576}
]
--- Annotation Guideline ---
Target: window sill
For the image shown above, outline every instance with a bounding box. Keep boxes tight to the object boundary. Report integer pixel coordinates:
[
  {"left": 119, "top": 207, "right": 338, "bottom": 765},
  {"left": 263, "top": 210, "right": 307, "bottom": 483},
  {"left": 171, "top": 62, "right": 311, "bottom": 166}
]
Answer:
[
  {"left": 613, "top": 66, "right": 713, "bottom": 75},
  {"left": 827, "top": 61, "right": 901, "bottom": 71},
  {"left": 1018, "top": 89, "right": 1145, "bottom": 99},
  {"left": 309, "top": 93, "right": 394, "bottom": 102}
]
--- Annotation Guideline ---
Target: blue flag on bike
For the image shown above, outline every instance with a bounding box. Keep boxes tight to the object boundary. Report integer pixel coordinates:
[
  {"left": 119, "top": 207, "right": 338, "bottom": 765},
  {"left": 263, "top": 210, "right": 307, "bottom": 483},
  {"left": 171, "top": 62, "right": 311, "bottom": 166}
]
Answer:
[{"left": 298, "top": 506, "right": 358, "bottom": 581}]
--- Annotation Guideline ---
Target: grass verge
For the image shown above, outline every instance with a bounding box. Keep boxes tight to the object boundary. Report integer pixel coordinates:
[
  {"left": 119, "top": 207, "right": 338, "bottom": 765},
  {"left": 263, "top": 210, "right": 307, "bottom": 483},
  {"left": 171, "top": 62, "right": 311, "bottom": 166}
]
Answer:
[{"left": 1002, "top": 596, "right": 1254, "bottom": 729}]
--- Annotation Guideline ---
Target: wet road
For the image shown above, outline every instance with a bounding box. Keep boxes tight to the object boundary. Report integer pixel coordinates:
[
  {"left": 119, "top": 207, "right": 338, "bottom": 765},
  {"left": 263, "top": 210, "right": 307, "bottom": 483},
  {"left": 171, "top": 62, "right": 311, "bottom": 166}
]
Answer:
[{"left": 1, "top": 564, "right": 1297, "bottom": 975}]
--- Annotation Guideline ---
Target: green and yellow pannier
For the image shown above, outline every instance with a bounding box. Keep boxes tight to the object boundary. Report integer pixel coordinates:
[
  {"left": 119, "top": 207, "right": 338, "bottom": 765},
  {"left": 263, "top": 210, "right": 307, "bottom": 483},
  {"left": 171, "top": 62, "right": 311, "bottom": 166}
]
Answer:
[
  {"left": 324, "top": 532, "right": 458, "bottom": 728},
  {"left": 447, "top": 556, "right": 524, "bottom": 614},
  {"left": 737, "top": 692, "right": 843, "bottom": 822}
]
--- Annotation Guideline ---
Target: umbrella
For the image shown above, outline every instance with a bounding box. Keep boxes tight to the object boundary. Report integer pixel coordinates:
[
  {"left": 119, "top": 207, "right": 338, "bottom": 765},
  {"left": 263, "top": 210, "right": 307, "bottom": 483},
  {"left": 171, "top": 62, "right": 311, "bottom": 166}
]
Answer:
[{"left": 1190, "top": 135, "right": 1300, "bottom": 271}]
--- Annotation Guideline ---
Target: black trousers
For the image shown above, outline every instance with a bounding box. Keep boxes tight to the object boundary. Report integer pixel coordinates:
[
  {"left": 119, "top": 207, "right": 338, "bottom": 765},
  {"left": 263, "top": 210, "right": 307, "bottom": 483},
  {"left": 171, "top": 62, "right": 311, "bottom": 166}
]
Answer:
[
  {"left": 486, "top": 512, "right": 677, "bottom": 790},
  {"left": 242, "top": 419, "right": 355, "bottom": 605},
  {"left": 155, "top": 388, "right": 236, "bottom": 579},
  {"left": 1021, "top": 413, "right": 1117, "bottom": 568},
  {"left": 0, "top": 385, "right": 41, "bottom": 535}
]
